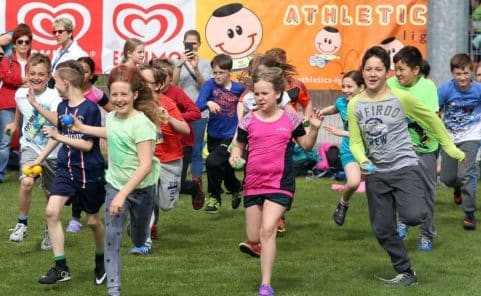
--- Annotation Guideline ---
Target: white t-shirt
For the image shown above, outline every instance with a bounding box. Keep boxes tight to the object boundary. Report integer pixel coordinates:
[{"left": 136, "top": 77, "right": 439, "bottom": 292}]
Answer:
[
  {"left": 15, "top": 87, "right": 62, "bottom": 157},
  {"left": 242, "top": 91, "right": 291, "bottom": 113},
  {"left": 51, "top": 40, "right": 88, "bottom": 71}
]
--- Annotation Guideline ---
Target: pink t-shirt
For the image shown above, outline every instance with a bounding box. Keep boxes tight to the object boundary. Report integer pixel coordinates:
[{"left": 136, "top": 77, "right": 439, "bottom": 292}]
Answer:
[{"left": 237, "top": 110, "right": 305, "bottom": 197}]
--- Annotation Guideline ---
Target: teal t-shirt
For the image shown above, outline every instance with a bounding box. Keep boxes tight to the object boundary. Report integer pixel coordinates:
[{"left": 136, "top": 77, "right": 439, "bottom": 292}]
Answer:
[
  {"left": 387, "top": 76, "right": 439, "bottom": 153},
  {"left": 105, "top": 111, "right": 160, "bottom": 190}
]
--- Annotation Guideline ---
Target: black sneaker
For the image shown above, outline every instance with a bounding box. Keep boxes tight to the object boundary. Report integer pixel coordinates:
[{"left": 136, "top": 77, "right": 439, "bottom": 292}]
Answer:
[
  {"left": 39, "top": 266, "right": 71, "bottom": 284},
  {"left": 463, "top": 213, "right": 476, "bottom": 230},
  {"left": 94, "top": 265, "right": 106, "bottom": 285},
  {"left": 333, "top": 202, "right": 348, "bottom": 226},
  {"left": 231, "top": 191, "right": 242, "bottom": 209},
  {"left": 377, "top": 271, "right": 417, "bottom": 286}
]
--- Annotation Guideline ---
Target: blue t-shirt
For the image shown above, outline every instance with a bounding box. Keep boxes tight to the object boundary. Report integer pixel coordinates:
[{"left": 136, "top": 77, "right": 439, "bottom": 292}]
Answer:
[
  {"left": 334, "top": 96, "right": 351, "bottom": 155},
  {"left": 438, "top": 80, "right": 481, "bottom": 143},
  {"left": 56, "top": 99, "right": 105, "bottom": 183},
  {"left": 196, "top": 78, "right": 245, "bottom": 139}
]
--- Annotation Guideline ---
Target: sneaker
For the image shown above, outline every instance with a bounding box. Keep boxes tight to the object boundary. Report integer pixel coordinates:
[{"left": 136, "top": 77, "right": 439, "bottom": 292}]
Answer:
[
  {"left": 277, "top": 216, "right": 286, "bottom": 234},
  {"left": 239, "top": 241, "right": 261, "bottom": 258},
  {"left": 9, "top": 223, "right": 27, "bottom": 242},
  {"left": 397, "top": 222, "right": 409, "bottom": 240},
  {"left": 40, "top": 229, "right": 52, "bottom": 251},
  {"left": 205, "top": 197, "right": 221, "bottom": 214},
  {"left": 418, "top": 236, "right": 432, "bottom": 252},
  {"left": 377, "top": 271, "right": 417, "bottom": 286},
  {"left": 94, "top": 265, "right": 106, "bottom": 285},
  {"left": 150, "top": 224, "right": 158, "bottom": 240},
  {"left": 453, "top": 194, "right": 462, "bottom": 205},
  {"left": 191, "top": 177, "right": 205, "bottom": 210},
  {"left": 66, "top": 219, "right": 83, "bottom": 233},
  {"left": 38, "top": 266, "right": 71, "bottom": 284},
  {"left": 333, "top": 202, "right": 349, "bottom": 226},
  {"left": 231, "top": 191, "right": 242, "bottom": 209},
  {"left": 258, "top": 284, "right": 275, "bottom": 296},
  {"left": 129, "top": 244, "right": 152, "bottom": 255},
  {"left": 463, "top": 214, "right": 476, "bottom": 230}
]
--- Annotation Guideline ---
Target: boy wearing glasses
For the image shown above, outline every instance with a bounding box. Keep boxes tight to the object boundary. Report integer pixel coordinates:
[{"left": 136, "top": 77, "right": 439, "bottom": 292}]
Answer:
[{"left": 196, "top": 54, "right": 245, "bottom": 213}]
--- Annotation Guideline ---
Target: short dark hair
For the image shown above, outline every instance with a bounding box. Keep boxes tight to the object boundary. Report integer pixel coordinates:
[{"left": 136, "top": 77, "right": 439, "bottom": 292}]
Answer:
[
  {"left": 393, "top": 45, "right": 423, "bottom": 70},
  {"left": 421, "top": 59, "right": 431, "bottom": 77},
  {"left": 361, "top": 46, "right": 390, "bottom": 71},
  {"left": 342, "top": 70, "right": 364, "bottom": 87},
  {"left": 77, "top": 56, "right": 98, "bottom": 84},
  {"left": 450, "top": 53, "right": 472, "bottom": 71},
  {"left": 211, "top": 54, "right": 232, "bottom": 71}
]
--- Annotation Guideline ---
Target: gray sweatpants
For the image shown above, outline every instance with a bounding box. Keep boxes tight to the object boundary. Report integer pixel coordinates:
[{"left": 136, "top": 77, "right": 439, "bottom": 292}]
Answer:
[
  {"left": 105, "top": 184, "right": 155, "bottom": 296},
  {"left": 418, "top": 152, "right": 438, "bottom": 240},
  {"left": 365, "top": 165, "right": 427, "bottom": 273},
  {"left": 440, "top": 140, "right": 480, "bottom": 214}
]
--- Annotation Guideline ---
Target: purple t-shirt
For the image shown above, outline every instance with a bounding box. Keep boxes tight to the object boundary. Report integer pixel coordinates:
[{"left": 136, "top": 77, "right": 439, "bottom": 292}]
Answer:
[{"left": 237, "top": 110, "right": 305, "bottom": 197}]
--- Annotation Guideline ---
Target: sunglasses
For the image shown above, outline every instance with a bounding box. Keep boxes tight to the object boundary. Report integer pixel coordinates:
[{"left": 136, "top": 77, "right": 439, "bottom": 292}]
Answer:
[
  {"left": 16, "top": 39, "right": 30, "bottom": 45},
  {"left": 52, "top": 30, "right": 69, "bottom": 35}
]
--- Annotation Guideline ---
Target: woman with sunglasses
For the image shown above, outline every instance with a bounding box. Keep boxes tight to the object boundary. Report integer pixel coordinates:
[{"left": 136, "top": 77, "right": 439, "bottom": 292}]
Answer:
[
  {"left": 0, "top": 23, "right": 32, "bottom": 183},
  {"left": 51, "top": 17, "right": 88, "bottom": 72}
]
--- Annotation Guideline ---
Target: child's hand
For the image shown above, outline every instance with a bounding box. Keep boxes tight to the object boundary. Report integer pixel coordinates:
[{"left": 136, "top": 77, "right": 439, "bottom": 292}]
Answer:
[
  {"left": 42, "top": 126, "right": 59, "bottom": 140},
  {"left": 67, "top": 114, "right": 84, "bottom": 133},
  {"left": 307, "top": 112, "right": 324, "bottom": 129},
  {"left": 159, "top": 106, "right": 170, "bottom": 124},
  {"left": 4, "top": 122, "right": 16, "bottom": 136},
  {"left": 324, "top": 125, "right": 343, "bottom": 137},
  {"left": 109, "top": 195, "right": 126, "bottom": 217},
  {"left": 207, "top": 101, "right": 221, "bottom": 114},
  {"left": 360, "top": 161, "right": 376, "bottom": 175},
  {"left": 229, "top": 154, "right": 245, "bottom": 169}
]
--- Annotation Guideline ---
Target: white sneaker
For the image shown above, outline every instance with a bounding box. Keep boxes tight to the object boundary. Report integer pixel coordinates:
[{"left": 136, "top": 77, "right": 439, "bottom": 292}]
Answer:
[
  {"left": 40, "top": 229, "right": 52, "bottom": 251},
  {"left": 9, "top": 223, "right": 27, "bottom": 242}
]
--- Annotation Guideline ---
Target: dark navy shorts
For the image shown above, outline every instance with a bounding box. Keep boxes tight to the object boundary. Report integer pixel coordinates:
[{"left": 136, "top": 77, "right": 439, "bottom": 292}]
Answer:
[
  {"left": 244, "top": 193, "right": 292, "bottom": 210},
  {"left": 50, "top": 171, "right": 105, "bottom": 214}
]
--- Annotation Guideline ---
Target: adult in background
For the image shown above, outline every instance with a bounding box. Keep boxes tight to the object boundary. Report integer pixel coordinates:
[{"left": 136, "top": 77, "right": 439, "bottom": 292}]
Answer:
[
  {"left": 51, "top": 17, "right": 87, "bottom": 72},
  {"left": 0, "top": 23, "right": 32, "bottom": 182},
  {"left": 172, "top": 30, "right": 212, "bottom": 191}
]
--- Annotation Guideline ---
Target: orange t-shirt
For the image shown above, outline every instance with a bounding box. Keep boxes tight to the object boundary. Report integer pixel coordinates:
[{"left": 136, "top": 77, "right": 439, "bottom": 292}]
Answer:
[
  {"left": 286, "top": 78, "right": 310, "bottom": 110},
  {"left": 154, "top": 95, "right": 184, "bottom": 163}
]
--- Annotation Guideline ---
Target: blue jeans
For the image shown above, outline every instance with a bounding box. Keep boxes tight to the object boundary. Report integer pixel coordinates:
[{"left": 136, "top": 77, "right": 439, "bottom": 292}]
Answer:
[
  {"left": 191, "top": 117, "right": 207, "bottom": 178},
  {"left": 0, "top": 109, "right": 15, "bottom": 181}
]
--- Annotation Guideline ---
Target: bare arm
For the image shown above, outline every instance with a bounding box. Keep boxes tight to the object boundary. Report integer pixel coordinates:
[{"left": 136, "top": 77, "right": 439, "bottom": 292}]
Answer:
[
  {"left": 108, "top": 140, "right": 154, "bottom": 217},
  {"left": 296, "top": 113, "right": 323, "bottom": 151},
  {"left": 4, "top": 108, "right": 20, "bottom": 135},
  {"left": 42, "top": 126, "right": 95, "bottom": 152}
]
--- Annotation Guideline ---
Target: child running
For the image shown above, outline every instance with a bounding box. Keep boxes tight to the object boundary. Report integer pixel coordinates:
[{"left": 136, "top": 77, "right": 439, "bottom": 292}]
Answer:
[
  {"left": 30, "top": 60, "right": 106, "bottom": 285},
  {"left": 230, "top": 67, "right": 322, "bottom": 296},
  {"left": 6, "top": 53, "right": 61, "bottom": 250},
  {"left": 70, "top": 64, "right": 161, "bottom": 295},
  {"left": 347, "top": 46, "right": 464, "bottom": 286},
  {"left": 314, "top": 70, "right": 364, "bottom": 226}
]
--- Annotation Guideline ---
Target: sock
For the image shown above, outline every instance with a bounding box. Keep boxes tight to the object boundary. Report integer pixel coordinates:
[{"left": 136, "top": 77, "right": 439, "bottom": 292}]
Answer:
[
  {"left": 54, "top": 255, "right": 67, "bottom": 269},
  {"left": 340, "top": 198, "right": 349, "bottom": 206},
  {"left": 18, "top": 215, "right": 28, "bottom": 226},
  {"left": 95, "top": 252, "right": 104, "bottom": 269},
  {"left": 402, "top": 268, "right": 414, "bottom": 275}
]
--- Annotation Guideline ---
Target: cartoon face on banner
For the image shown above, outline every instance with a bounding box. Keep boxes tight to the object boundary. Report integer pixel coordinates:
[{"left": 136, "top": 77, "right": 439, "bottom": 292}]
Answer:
[
  {"left": 6, "top": 0, "right": 102, "bottom": 70},
  {"left": 380, "top": 37, "right": 404, "bottom": 71},
  {"left": 310, "top": 26, "right": 342, "bottom": 69},
  {"left": 205, "top": 3, "right": 263, "bottom": 71},
  {"left": 103, "top": 1, "right": 193, "bottom": 72}
]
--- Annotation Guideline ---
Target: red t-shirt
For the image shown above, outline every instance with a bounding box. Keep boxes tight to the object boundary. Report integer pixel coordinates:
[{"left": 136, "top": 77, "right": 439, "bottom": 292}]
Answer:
[
  {"left": 154, "top": 95, "right": 184, "bottom": 163},
  {"left": 163, "top": 84, "right": 201, "bottom": 147},
  {"left": 286, "top": 78, "right": 310, "bottom": 111}
]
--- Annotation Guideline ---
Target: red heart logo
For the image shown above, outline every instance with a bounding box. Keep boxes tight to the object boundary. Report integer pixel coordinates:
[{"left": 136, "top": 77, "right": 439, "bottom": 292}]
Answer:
[
  {"left": 17, "top": 2, "right": 91, "bottom": 46},
  {"left": 113, "top": 4, "right": 183, "bottom": 46}
]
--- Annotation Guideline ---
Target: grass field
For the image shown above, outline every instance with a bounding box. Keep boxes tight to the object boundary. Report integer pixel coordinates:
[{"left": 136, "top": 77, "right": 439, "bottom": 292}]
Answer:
[{"left": 0, "top": 168, "right": 480, "bottom": 296}]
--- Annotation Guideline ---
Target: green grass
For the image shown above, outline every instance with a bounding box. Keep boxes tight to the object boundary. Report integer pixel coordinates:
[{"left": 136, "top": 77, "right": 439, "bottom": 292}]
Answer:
[{"left": 0, "top": 169, "right": 480, "bottom": 296}]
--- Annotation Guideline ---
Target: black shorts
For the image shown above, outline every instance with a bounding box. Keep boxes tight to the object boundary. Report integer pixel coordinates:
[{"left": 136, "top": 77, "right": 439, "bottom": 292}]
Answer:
[
  {"left": 50, "top": 171, "right": 105, "bottom": 214},
  {"left": 244, "top": 193, "right": 292, "bottom": 210}
]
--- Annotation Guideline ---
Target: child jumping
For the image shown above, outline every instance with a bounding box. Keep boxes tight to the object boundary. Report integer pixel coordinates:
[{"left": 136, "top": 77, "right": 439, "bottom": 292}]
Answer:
[
  {"left": 315, "top": 70, "right": 364, "bottom": 226},
  {"left": 230, "top": 67, "right": 322, "bottom": 296}
]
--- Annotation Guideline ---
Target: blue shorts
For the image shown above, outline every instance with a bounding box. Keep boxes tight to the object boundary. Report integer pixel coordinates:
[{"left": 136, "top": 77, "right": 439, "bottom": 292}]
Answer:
[
  {"left": 50, "top": 170, "right": 105, "bottom": 214},
  {"left": 341, "top": 151, "right": 356, "bottom": 167},
  {"left": 244, "top": 193, "right": 292, "bottom": 210}
]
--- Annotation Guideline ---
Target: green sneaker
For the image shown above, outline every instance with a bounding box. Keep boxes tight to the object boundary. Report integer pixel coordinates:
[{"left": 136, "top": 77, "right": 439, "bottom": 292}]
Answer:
[{"left": 205, "top": 197, "right": 220, "bottom": 214}]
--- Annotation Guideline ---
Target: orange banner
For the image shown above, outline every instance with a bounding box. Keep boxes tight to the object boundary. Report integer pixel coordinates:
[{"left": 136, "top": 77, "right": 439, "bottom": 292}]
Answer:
[{"left": 197, "top": 0, "right": 428, "bottom": 90}]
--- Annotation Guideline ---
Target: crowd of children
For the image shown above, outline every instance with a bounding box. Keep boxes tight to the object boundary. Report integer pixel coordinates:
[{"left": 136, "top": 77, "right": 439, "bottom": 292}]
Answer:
[{"left": 2, "top": 16, "right": 481, "bottom": 296}]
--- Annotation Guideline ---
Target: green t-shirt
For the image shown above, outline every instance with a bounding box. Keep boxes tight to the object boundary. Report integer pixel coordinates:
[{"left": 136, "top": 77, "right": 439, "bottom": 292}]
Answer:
[
  {"left": 387, "top": 76, "right": 439, "bottom": 153},
  {"left": 105, "top": 111, "right": 160, "bottom": 190}
]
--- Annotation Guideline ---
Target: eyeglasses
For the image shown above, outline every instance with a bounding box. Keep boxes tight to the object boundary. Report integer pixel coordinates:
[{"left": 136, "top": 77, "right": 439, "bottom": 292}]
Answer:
[
  {"left": 15, "top": 39, "right": 30, "bottom": 45},
  {"left": 52, "top": 30, "right": 69, "bottom": 35}
]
